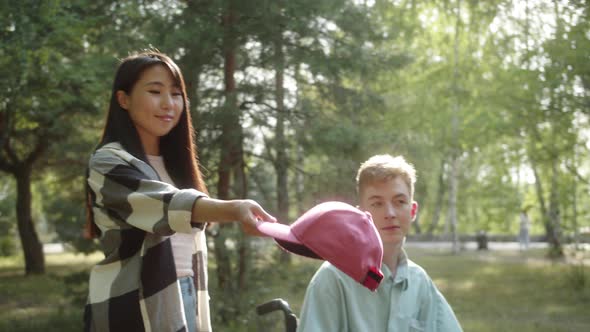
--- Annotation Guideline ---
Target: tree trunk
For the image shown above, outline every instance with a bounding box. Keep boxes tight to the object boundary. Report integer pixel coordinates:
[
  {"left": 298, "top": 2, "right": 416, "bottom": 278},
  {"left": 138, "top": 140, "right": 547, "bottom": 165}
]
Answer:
[
  {"left": 530, "top": 158, "right": 547, "bottom": 218},
  {"left": 544, "top": 0, "right": 564, "bottom": 258},
  {"left": 448, "top": 0, "right": 462, "bottom": 254},
  {"left": 1, "top": 132, "right": 48, "bottom": 275},
  {"left": 412, "top": 210, "right": 422, "bottom": 234},
  {"left": 213, "top": 4, "right": 236, "bottom": 293},
  {"left": 571, "top": 154, "right": 579, "bottom": 248},
  {"left": 427, "top": 158, "right": 446, "bottom": 235},
  {"left": 213, "top": 2, "right": 248, "bottom": 321},
  {"left": 295, "top": 145, "right": 305, "bottom": 216},
  {"left": 530, "top": 156, "right": 562, "bottom": 256},
  {"left": 15, "top": 166, "right": 45, "bottom": 275},
  {"left": 274, "top": 25, "right": 291, "bottom": 263},
  {"left": 546, "top": 158, "right": 563, "bottom": 256},
  {"left": 275, "top": 37, "right": 288, "bottom": 227},
  {"left": 447, "top": 155, "right": 460, "bottom": 253},
  {"left": 572, "top": 173, "right": 579, "bottom": 248},
  {"left": 294, "top": 64, "right": 305, "bottom": 217},
  {"left": 237, "top": 224, "right": 249, "bottom": 290}
]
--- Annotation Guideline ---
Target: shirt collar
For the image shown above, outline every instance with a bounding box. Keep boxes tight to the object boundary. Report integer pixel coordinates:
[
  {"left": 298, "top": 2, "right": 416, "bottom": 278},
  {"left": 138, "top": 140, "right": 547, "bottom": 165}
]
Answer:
[{"left": 381, "top": 249, "right": 409, "bottom": 291}]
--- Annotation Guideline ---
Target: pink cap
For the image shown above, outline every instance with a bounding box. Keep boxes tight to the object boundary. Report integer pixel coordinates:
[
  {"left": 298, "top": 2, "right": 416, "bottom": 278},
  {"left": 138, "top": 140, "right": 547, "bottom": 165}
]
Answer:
[{"left": 256, "top": 201, "right": 384, "bottom": 291}]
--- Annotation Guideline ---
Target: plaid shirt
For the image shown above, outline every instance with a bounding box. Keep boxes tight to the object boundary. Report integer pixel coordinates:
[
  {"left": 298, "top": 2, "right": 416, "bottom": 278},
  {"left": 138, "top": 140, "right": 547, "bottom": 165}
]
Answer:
[{"left": 84, "top": 142, "right": 211, "bottom": 332}]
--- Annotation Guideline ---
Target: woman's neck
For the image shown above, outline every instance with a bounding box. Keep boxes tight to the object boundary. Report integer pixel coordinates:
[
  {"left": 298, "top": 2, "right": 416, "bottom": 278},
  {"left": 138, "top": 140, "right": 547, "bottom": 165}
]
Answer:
[
  {"left": 139, "top": 135, "right": 160, "bottom": 156},
  {"left": 143, "top": 145, "right": 160, "bottom": 156}
]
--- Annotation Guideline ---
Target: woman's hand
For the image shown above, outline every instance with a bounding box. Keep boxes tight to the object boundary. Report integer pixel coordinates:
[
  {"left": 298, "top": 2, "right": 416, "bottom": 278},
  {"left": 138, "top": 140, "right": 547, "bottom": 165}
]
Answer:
[
  {"left": 233, "top": 199, "right": 277, "bottom": 236},
  {"left": 192, "top": 197, "right": 276, "bottom": 236}
]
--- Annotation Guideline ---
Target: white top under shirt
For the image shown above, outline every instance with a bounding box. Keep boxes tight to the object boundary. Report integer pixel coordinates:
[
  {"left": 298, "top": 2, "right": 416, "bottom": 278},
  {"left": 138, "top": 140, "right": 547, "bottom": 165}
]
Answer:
[{"left": 147, "top": 155, "right": 196, "bottom": 278}]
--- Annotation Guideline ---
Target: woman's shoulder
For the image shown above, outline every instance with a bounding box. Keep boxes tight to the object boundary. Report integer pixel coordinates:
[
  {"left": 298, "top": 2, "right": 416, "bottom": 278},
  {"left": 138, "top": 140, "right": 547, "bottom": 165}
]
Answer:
[
  {"left": 99, "top": 142, "right": 124, "bottom": 151},
  {"left": 89, "top": 142, "right": 159, "bottom": 180},
  {"left": 89, "top": 142, "right": 140, "bottom": 173},
  {"left": 90, "top": 143, "right": 134, "bottom": 163},
  {"left": 94, "top": 142, "right": 132, "bottom": 159}
]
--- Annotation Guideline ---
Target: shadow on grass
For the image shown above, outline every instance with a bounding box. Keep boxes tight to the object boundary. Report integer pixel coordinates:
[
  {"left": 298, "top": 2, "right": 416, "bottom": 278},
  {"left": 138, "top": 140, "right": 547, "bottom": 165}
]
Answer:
[
  {"left": 0, "top": 271, "right": 85, "bottom": 332},
  {"left": 0, "top": 253, "right": 98, "bottom": 332},
  {"left": 409, "top": 248, "right": 590, "bottom": 332}
]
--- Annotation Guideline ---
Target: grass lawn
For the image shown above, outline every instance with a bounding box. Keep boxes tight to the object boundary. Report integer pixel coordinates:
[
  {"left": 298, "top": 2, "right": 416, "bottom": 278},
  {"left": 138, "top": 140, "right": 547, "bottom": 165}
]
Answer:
[
  {"left": 0, "top": 252, "right": 102, "bottom": 332},
  {"left": 0, "top": 247, "right": 588, "bottom": 331},
  {"left": 408, "top": 248, "right": 590, "bottom": 332}
]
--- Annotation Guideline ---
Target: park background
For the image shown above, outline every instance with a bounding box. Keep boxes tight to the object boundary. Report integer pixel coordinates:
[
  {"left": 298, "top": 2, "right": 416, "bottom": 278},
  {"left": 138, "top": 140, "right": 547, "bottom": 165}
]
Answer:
[{"left": 0, "top": 0, "right": 589, "bottom": 331}]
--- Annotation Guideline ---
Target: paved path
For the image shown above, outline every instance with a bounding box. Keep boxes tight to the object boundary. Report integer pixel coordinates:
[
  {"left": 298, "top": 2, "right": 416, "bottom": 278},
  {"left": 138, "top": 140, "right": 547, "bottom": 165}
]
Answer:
[
  {"left": 405, "top": 240, "right": 548, "bottom": 251},
  {"left": 405, "top": 240, "right": 590, "bottom": 266},
  {"left": 43, "top": 243, "right": 65, "bottom": 254}
]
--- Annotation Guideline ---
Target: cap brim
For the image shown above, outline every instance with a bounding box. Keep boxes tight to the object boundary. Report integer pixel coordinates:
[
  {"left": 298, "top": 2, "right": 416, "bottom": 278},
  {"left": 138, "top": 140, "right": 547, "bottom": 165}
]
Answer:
[
  {"left": 256, "top": 220, "right": 298, "bottom": 242},
  {"left": 275, "top": 239, "right": 321, "bottom": 259},
  {"left": 256, "top": 220, "right": 322, "bottom": 259}
]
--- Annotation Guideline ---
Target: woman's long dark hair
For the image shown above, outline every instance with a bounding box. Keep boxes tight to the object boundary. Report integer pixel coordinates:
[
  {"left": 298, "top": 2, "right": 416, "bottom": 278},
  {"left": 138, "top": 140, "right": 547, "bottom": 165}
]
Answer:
[{"left": 85, "top": 51, "right": 208, "bottom": 238}]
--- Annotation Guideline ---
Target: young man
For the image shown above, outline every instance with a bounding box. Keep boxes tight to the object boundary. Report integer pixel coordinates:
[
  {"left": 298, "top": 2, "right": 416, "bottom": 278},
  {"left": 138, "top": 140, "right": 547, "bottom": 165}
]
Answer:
[{"left": 297, "top": 154, "right": 462, "bottom": 331}]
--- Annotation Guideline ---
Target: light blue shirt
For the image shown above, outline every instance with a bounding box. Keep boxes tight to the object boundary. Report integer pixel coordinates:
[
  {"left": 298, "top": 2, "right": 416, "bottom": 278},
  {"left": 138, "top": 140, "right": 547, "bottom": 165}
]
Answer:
[{"left": 297, "top": 251, "right": 462, "bottom": 332}]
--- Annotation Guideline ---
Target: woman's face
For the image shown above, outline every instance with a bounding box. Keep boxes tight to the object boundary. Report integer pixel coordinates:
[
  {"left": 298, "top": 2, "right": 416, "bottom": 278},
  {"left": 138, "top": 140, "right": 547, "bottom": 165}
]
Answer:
[{"left": 117, "top": 64, "right": 184, "bottom": 154}]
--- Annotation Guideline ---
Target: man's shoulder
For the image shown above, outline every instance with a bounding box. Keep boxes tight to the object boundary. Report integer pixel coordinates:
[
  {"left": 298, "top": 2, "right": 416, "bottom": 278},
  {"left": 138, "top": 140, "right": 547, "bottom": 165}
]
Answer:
[
  {"left": 311, "top": 261, "right": 357, "bottom": 286},
  {"left": 405, "top": 258, "right": 432, "bottom": 282},
  {"left": 316, "top": 261, "right": 346, "bottom": 277}
]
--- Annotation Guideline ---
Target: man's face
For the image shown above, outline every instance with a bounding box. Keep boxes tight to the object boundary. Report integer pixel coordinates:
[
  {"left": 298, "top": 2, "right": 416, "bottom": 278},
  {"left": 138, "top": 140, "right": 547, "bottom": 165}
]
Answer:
[{"left": 359, "top": 177, "right": 418, "bottom": 248}]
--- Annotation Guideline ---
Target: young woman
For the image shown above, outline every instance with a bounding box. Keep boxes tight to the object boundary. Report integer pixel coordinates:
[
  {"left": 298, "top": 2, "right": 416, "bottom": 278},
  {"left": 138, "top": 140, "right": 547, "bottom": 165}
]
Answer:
[{"left": 83, "top": 51, "right": 275, "bottom": 332}]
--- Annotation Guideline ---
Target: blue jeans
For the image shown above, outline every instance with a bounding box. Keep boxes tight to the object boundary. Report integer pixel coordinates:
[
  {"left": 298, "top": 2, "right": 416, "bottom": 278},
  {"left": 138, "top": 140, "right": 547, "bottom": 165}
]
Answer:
[{"left": 179, "top": 276, "right": 197, "bottom": 332}]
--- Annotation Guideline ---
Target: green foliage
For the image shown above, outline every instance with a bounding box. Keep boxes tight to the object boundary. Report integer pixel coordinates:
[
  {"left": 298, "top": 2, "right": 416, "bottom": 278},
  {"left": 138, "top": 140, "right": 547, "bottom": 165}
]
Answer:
[
  {"left": 38, "top": 173, "right": 97, "bottom": 253},
  {"left": 1, "top": 1, "right": 108, "bottom": 151},
  {"left": 0, "top": 0, "right": 121, "bottom": 269},
  {"left": 0, "top": 180, "right": 16, "bottom": 256},
  {"left": 1, "top": 0, "right": 587, "bottom": 329},
  {"left": 1, "top": 0, "right": 589, "bottom": 278},
  {"left": 0, "top": 235, "right": 16, "bottom": 257}
]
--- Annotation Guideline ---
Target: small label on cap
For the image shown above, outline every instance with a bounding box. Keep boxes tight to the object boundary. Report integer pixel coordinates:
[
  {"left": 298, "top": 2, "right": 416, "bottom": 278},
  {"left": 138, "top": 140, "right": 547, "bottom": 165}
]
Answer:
[{"left": 362, "top": 266, "right": 384, "bottom": 291}]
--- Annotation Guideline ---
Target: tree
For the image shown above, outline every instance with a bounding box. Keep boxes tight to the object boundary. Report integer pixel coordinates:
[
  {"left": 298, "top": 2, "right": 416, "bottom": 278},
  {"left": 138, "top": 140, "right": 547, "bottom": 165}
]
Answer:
[{"left": 0, "top": 0, "right": 111, "bottom": 274}]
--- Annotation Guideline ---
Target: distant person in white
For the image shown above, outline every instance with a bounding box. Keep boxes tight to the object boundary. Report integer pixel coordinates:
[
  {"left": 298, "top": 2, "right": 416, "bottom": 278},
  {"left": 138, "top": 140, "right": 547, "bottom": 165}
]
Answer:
[{"left": 519, "top": 210, "right": 530, "bottom": 251}]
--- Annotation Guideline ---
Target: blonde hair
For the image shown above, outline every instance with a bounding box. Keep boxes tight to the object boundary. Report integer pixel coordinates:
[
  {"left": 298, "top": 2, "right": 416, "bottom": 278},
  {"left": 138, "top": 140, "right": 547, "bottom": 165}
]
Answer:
[{"left": 356, "top": 154, "right": 416, "bottom": 199}]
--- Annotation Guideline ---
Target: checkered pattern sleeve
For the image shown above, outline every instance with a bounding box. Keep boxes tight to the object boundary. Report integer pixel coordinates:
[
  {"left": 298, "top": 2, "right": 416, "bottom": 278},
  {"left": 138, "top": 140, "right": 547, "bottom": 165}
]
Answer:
[{"left": 88, "top": 144, "right": 207, "bottom": 235}]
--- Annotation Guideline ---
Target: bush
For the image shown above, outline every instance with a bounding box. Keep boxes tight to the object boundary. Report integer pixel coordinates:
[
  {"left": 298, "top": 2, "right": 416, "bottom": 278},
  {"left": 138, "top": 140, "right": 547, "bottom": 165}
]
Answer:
[
  {"left": 0, "top": 236, "right": 16, "bottom": 256},
  {"left": 0, "top": 218, "right": 16, "bottom": 257},
  {"left": 565, "top": 263, "right": 587, "bottom": 291}
]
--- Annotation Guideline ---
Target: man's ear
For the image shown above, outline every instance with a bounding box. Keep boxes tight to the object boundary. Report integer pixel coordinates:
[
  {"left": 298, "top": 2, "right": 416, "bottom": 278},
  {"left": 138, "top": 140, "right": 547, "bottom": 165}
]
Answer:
[
  {"left": 410, "top": 201, "right": 419, "bottom": 222},
  {"left": 116, "top": 90, "right": 129, "bottom": 110}
]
